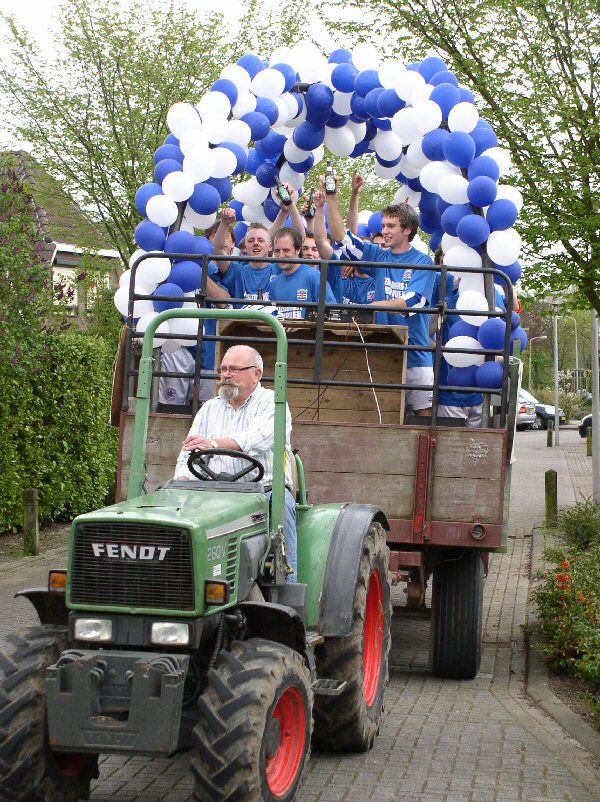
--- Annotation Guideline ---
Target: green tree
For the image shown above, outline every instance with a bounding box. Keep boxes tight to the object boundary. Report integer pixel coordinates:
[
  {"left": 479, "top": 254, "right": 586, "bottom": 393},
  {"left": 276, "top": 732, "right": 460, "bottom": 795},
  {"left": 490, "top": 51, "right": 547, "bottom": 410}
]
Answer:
[
  {"left": 321, "top": 0, "right": 600, "bottom": 309},
  {"left": 0, "top": 0, "right": 232, "bottom": 264}
]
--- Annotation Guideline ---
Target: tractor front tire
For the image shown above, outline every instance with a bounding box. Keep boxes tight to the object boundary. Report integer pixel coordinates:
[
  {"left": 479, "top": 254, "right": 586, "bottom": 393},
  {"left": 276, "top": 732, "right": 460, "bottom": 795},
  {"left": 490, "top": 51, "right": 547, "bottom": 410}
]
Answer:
[
  {"left": 430, "top": 550, "right": 484, "bottom": 679},
  {"left": 0, "top": 625, "right": 99, "bottom": 802},
  {"left": 312, "top": 521, "right": 391, "bottom": 752},
  {"left": 191, "top": 638, "right": 312, "bottom": 802}
]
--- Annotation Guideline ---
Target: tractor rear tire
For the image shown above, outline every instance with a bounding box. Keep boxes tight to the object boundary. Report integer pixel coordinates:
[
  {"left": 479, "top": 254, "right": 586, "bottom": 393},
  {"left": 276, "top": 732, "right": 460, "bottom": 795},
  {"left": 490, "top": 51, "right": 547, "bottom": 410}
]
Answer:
[
  {"left": 191, "top": 638, "right": 312, "bottom": 802},
  {"left": 0, "top": 625, "right": 99, "bottom": 801},
  {"left": 312, "top": 521, "right": 391, "bottom": 752},
  {"left": 430, "top": 550, "right": 483, "bottom": 679}
]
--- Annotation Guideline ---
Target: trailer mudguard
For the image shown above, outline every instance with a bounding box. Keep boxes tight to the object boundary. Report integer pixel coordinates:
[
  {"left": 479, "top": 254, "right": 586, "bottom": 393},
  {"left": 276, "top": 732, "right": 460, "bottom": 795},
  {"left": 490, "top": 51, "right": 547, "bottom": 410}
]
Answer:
[{"left": 320, "top": 504, "right": 389, "bottom": 637}]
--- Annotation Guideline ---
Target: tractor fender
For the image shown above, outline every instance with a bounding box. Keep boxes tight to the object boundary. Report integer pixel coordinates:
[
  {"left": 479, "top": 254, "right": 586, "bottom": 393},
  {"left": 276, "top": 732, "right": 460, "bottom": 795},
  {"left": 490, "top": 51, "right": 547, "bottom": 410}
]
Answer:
[
  {"left": 320, "top": 504, "right": 389, "bottom": 637},
  {"left": 238, "top": 601, "right": 307, "bottom": 659},
  {"left": 15, "top": 588, "right": 68, "bottom": 626}
]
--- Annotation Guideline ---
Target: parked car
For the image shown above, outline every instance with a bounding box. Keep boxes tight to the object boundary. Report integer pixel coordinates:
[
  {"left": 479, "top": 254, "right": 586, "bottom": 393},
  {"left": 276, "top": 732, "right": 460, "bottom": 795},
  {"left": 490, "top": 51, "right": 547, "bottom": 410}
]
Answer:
[
  {"left": 519, "top": 388, "right": 567, "bottom": 430},
  {"left": 516, "top": 392, "right": 536, "bottom": 430},
  {"left": 579, "top": 414, "right": 592, "bottom": 438}
]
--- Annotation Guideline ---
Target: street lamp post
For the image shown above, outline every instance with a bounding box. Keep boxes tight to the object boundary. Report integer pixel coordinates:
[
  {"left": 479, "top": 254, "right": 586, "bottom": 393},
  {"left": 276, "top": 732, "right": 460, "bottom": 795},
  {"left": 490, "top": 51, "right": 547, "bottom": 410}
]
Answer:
[
  {"left": 551, "top": 301, "right": 561, "bottom": 445},
  {"left": 562, "top": 315, "right": 579, "bottom": 394},
  {"left": 528, "top": 335, "right": 548, "bottom": 390}
]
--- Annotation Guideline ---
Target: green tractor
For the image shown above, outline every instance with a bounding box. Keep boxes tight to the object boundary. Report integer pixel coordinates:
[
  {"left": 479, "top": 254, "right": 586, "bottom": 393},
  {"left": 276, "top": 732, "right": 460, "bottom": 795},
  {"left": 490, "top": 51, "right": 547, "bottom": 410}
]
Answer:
[{"left": 0, "top": 309, "right": 391, "bottom": 802}]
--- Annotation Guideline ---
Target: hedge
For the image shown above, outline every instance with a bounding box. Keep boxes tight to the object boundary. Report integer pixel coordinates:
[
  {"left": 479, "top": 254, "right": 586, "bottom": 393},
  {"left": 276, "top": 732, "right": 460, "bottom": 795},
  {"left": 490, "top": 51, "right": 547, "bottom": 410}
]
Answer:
[{"left": 0, "top": 331, "right": 118, "bottom": 530}]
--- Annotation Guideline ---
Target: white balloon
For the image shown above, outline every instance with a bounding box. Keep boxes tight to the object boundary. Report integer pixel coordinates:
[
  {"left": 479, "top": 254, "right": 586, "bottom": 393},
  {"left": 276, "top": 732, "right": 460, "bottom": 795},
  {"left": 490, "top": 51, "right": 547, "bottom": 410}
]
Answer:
[
  {"left": 136, "top": 312, "right": 170, "bottom": 348},
  {"left": 183, "top": 149, "right": 215, "bottom": 183},
  {"left": 352, "top": 43, "right": 381, "bottom": 71},
  {"left": 312, "top": 145, "right": 325, "bottom": 165},
  {"left": 251, "top": 69, "right": 285, "bottom": 99},
  {"left": 168, "top": 315, "right": 201, "bottom": 339},
  {"left": 244, "top": 178, "right": 271, "bottom": 206},
  {"left": 167, "top": 102, "right": 201, "bottom": 138},
  {"left": 183, "top": 209, "right": 216, "bottom": 230},
  {"left": 242, "top": 204, "right": 266, "bottom": 223},
  {"left": 438, "top": 174, "right": 470, "bottom": 204},
  {"left": 129, "top": 248, "right": 147, "bottom": 269},
  {"left": 375, "top": 161, "right": 401, "bottom": 179},
  {"left": 182, "top": 290, "right": 199, "bottom": 309},
  {"left": 496, "top": 184, "right": 524, "bottom": 212},
  {"left": 378, "top": 60, "right": 406, "bottom": 90},
  {"left": 347, "top": 120, "right": 367, "bottom": 144},
  {"left": 202, "top": 116, "right": 230, "bottom": 145},
  {"left": 444, "top": 245, "right": 483, "bottom": 269},
  {"left": 482, "top": 146, "right": 512, "bottom": 177},
  {"left": 162, "top": 171, "right": 194, "bottom": 202},
  {"left": 178, "top": 127, "right": 210, "bottom": 156},
  {"left": 455, "top": 271, "right": 485, "bottom": 295},
  {"left": 373, "top": 130, "right": 403, "bottom": 161},
  {"left": 286, "top": 102, "right": 307, "bottom": 128},
  {"left": 232, "top": 181, "right": 250, "bottom": 204},
  {"left": 393, "top": 69, "right": 425, "bottom": 101},
  {"left": 487, "top": 229, "right": 522, "bottom": 265},
  {"left": 332, "top": 91, "right": 353, "bottom": 116},
  {"left": 405, "top": 141, "right": 429, "bottom": 170},
  {"left": 357, "top": 209, "right": 372, "bottom": 224},
  {"left": 212, "top": 147, "right": 238, "bottom": 178},
  {"left": 284, "top": 138, "right": 311, "bottom": 163},
  {"left": 146, "top": 194, "right": 178, "bottom": 227},
  {"left": 393, "top": 186, "right": 421, "bottom": 207},
  {"left": 113, "top": 286, "right": 155, "bottom": 318},
  {"left": 279, "top": 163, "right": 304, "bottom": 189},
  {"left": 273, "top": 97, "right": 291, "bottom": 127},
  {"left": 119, "top": 268, "right": 155, "bottom": 293},
  {"left": 412, "top": 234, "right": 428, "bottom": 254},
  {"left": 281, "top": 92, "right": 300, "bottom": 120},
  {"left": 324, "top": 125, "right": 356, "bottom": 157},
  {"left": 198, "top": 91, "right": 231, "bottom": 120},
  {"left": 391, "top": 107, "right": 422, "bottom": 144},
  {"left": 162, "top": 338, "right": 184, "bottom": 354},
  {"left": 441, "top": 233, "right": 461, "bottom": 252},
  {"left": 220, "top": 64, "right": 251, "bottom": 92},
  {"left": 269, "top": 46, "right": 295, "bottom": 66},
  {"left": 448, "top": 101, "right": 479, "bottom": 133},
  {"left": 223, "top": 119, "right": 252, "bottom": 148},
  {"left": 456, "top": 291, "right": 489, "bottom": 326},
  {"left": 396, "top": 155, "right": 421, "bottom": 179},
  {"left": 444, "top": 335, "right": 485, "bottom": 367},
  {"left": 320, "top": 62, "right": 336, "bottom": 90},
  {"left": 232, "top": 90, "right": 257, "bottom": 118},
  {"left": 410, "top": 83, "right": 434, "bottom": 105},
  {"left": 413, "top": 99, "right": 443, "bottom": 134},
  {"left": 137, "top": 256, "right": 171, "bottom": 286},
  {"left": 296, "top": 49, "right": 328, "bottom": 83},
  {"left": 419, "top": 161, "right": 457, "bottom": 193},
  {"left": 178, "top": 219, "right": 195, "bottom": 234}
]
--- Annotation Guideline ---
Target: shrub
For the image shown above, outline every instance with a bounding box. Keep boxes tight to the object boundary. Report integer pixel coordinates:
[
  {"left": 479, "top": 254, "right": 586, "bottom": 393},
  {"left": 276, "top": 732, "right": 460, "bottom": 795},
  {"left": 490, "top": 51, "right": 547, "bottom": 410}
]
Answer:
[{"left": 555, "top": 498, "right": 600, "bottom": 552}]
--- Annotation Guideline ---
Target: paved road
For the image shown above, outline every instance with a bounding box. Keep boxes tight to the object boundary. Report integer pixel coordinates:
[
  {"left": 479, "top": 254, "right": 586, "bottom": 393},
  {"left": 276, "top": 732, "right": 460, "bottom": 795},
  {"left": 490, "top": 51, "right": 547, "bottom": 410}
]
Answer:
[{"left": 1, "top": 427, "right": 599, "bottom": 801}]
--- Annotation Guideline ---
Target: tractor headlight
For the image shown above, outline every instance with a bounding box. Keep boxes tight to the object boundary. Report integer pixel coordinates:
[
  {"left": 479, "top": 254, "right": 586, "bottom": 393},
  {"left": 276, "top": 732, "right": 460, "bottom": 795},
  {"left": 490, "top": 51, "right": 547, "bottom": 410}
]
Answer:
[
  {"left": 74, "top": 618, "right": 113, "bottom": 642},
  {"left": 151, "top": 622, "right": 190, "bottom": 646}
]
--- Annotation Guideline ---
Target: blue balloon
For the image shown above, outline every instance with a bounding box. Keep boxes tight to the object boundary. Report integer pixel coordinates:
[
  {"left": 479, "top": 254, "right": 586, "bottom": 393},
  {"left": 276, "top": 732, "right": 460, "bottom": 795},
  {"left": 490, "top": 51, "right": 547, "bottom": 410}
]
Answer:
[
  {"left": 188, "top": 182, "right": 221, "bottom": 215},
  {"left": 153, "top": 144, "right": 183, "bottom": 165},
  {"left": 456, "top": 214, "right": 491, "bottom": 247},
  {"left": 475, "top": 361, "right": 504, "bottom": 390},
  {"left": 288, "top": 153, "right": 315, "bottom": 173},
  {"left": 447, "top": 365, "right": 478, "bottom": 388},
  {"left": 193, "top": 236, "right": 213, "bottom": 255},
  {"left": 368, "top": 211, "right": 383, "bottom": 235},
  {"left": 234, "top": 220, "right": 249, "bottom": 244},
  {"left": 164, "top": 133, "right": 180, "bottom": 146},
  {"left": 211, "top": 79, "right": 238, "bottom": 106},
  {"left": 420, "top": 213, "right": 440, "bottom": 234},
  {"left": 468, "top": 155, "right": 500, "bottom": 182},
  {"left": 289, "top": 91, "right": 304, "bottom": 119},
  {"left": 486, "top": 199, "right": 518, "bottom": 231},
  {"left": 241, "top": 111, "right": 271, "bottom": 141},
  {"left": 220, "top": 141, "right": 247, "bottom": 175},
  {"left": 468, "top": 176, "right": 498, "bottom": 208},
  {"left": 327, "top": 110, "right": 349, "bottom": 128},
  {"left": 135, "top": 220, "right": 166, "bottom": 251},
  {"left": 406, "top": 176, "right": 423, "bottom": 192},
  {"left": 293, "top": 122, "right": 325, "bottom": 150},
  {"left": 263, "top": 195, "right": 281, "bottom": 222},
  {"left": 306, "top": 105, "right": 332, "bottom": 126},
  {"left": 350, "top": 94, "right": 369, "bottom": 120},
  {"left": 155, "top": 159, "right": 183, "bottom": 184},
  {"left": 376, "top": 153, "right": 401, "bottom": 168},
  {"left": 329, "top": 48, "right": 353, "bottom": 64},
  {"left": 354, "top": 69, "right": 382, "bottom": 98},
  {"left": 441, "top": 204, "right": 470, "bottom": 236},
  {"left": 436, "top": 196, "right": 452, "bottom": 215},
  {"left": 164, "top": 230, "right": 195, "bottom": 256},
  {"left": 245, "top": 148, "right": 264, "bottom": 176},
  {"left": 357, "top": 223, "right": 370, "bottom": 238},
  {"left": 351, "top": 140, "right": 370, "bottom": 157},
  {"left": 152, "top": 282, "right": 184, "bottom": 312},
  {"left": 364, "top": 87, "right": 385, "bottom": 118},
  {"left": 477, "top": 317, "right": 506, "bottom": 349},
  {"left": 375, "top": 117, "right": 393, "bottom": 132},
  {"left": 331, "top": 62, "right": 358, "bottom": 92},
  {"left": 168, "top": 261, "right": 202, "bottom": 292},
  {"left": 430, "top": 70, "right": 459, "bottom": 87},
  {"left": 206, "top": 176, "right": 233, "bottom": 202},
  {"left": 422, "top": 128, "right": 449, "bottom": 161},
  {"left": 429, "top": 229, "right": 443, "bottom": 252},
  {"left": 418, "top": 56, "right": 447, "bottom": 81},
  {"left": 272, "top": 62, "right": 296, "bottom": 92},
  {"left": 510, "top": 311, "right": 521, "bottom": 330},
  {"left": 510, "top": 326, "right": 528, "bottom": 353},
  {"left": 450, "top": 320, "right": 480, "bottom": 339},
  {"left": 493, "top": 261, "right": 522, "bottom": 285},
  {"left": 377, "top": 88, "right": 405, "bottom": 118},
  {"left": 471, "top": 126, "right": 499, "bottom": 156},
  {"left": 459, "top": 88, "right": 475, "bottom": 103},
  {"left": 135, "top": 183, "right": 163, "bottom": 217},
  {"left": 419, "top": 190, "right": 439, "bottom": 215},
  {"left": 229, "top": 199, "right": 244, "bottom": 218},
  {"left": 306, "top": 82, "right": 334, "bottom": 112},
  {"left": 255, "top": 130, "right": 286, "bottom": 159},
  {"left": 429, "top": 83, "right": 461, "bottom": 119},
  {"left": 443, "top": 131, "right": 476, "bottom": 168},
  {"left": 255, "top": 97, "right": 279, "bottom": 125},
  {"left": 255, "top": 161, "right": 279, "bottom": 188},
  {"left": 237, "top": 53, "right": 264, "bottom": 79}
]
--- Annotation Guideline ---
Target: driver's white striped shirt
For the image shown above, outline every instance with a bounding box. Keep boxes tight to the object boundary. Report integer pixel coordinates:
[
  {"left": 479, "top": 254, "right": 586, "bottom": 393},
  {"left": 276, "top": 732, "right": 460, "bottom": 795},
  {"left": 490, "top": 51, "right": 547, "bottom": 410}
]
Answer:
[{"left": 174, "top": 384, "right": 293, "bottom": 488}]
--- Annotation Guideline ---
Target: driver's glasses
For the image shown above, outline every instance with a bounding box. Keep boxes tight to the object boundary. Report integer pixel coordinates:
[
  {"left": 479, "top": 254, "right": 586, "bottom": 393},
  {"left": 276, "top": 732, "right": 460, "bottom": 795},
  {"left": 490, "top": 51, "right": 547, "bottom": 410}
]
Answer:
[{"left": 218, "top": 365, "right": 257, "bottom": 374}]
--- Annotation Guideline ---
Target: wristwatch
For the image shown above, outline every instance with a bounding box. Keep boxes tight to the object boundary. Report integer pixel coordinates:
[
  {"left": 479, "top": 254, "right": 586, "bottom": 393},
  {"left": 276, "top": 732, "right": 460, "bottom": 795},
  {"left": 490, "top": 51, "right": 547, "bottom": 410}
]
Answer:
[{"left": 210, "top": 440, "right": 218, "bottom": 449}]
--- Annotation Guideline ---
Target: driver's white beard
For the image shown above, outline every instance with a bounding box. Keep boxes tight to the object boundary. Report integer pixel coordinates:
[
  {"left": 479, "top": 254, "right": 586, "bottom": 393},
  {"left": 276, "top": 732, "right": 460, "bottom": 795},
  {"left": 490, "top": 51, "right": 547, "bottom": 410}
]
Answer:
[{"left": 218, "top": 383, "right": 240, "bottom": 402}]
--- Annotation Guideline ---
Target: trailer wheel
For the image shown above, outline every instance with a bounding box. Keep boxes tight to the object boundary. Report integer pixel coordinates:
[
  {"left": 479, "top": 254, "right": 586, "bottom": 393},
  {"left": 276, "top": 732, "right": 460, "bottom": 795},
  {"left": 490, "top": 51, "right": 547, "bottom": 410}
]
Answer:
[
  {"left": 430, "top": 550, "right": 483, "bottom": 679},
  {"left": 312, "top": 521, "right": 391, "bottom": 752},
  {"left": 191, "top": 638, "right": 312, "bottom": 802},
  {"left": 0, "top": 625, "right": 99, "bottom": 802}
]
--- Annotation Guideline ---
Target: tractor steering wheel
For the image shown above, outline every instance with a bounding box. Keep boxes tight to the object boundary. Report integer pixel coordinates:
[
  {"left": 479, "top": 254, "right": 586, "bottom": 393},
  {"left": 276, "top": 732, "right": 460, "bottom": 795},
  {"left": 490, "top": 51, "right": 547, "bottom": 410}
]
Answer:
[{"left": 187, "top": 448, "right": 265, "bottom": 483}]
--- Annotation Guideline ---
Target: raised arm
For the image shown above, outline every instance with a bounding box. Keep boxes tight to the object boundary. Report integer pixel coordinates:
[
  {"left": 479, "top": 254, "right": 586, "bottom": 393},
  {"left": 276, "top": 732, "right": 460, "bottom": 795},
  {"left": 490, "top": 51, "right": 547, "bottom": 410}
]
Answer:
[
  {"left": 321, "top": 173, "right": 346, "bottom": 244},
  {"left": 212, "top": 208, "right": 236, "bottom": 276},
  {"left": 312, "top": 190, "right": 333, "bottom": 259},
  {"left": 346, "top": 170, "right": 365, "bottom": 235}
]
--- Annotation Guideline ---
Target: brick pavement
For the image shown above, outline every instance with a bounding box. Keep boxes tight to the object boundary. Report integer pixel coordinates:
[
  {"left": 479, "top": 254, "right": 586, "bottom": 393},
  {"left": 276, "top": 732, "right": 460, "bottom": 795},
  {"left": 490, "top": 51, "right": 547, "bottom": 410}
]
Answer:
[{"left": 1, "top": 427, "right": 599, "bottom": 801}]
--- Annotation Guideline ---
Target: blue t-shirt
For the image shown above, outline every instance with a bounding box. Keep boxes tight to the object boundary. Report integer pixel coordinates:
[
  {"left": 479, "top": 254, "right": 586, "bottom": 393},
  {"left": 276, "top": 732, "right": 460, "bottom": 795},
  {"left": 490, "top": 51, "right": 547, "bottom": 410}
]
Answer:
[
  {"left": 338, "top": 232, "right": 435, "bottom": 368},
  {"left": 200, "top": 267, "right": 228, "bottom": 371},
  {"left": 269, "top": 264, "right": 337, "bottom": 319},
  {"left": 327, "top": 259, "right": 376, "bottom": 305},
  {"left": 220, "top": 261, "right": 281, "bottom": 304}
]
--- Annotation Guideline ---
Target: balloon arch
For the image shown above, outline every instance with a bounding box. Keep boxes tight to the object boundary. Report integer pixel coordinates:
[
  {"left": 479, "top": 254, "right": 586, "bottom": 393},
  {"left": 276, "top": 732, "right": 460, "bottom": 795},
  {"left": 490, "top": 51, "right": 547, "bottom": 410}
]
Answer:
[{"left": 116, "top": 41, "right": 527, "bottom": 379}]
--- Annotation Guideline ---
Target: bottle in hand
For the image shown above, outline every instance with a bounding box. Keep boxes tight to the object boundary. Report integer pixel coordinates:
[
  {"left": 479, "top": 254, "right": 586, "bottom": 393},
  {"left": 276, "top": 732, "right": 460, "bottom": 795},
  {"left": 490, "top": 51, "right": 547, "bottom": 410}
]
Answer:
[
  {"left": 325, "top": 161, "right": 336, "bottom": 195},
  {"left": 275, "top": 176, "right": 292, "bottom": 206}
]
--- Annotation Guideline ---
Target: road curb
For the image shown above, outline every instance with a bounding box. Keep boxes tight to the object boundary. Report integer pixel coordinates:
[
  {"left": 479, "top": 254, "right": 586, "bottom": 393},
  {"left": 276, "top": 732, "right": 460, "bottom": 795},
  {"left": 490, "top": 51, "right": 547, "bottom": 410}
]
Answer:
[{"left": 527, "top": 523, "right": 600, "bottom": 759}]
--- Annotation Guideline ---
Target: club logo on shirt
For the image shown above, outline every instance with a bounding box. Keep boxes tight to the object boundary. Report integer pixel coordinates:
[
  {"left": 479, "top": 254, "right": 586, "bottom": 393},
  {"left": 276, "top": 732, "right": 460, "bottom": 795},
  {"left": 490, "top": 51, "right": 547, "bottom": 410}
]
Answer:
[
  {"left": 404, "top": 270, "right": 413, "bottom": 280},
  {"left": 367, "top": 291, "right": 375, "bottom": 302},
  {"left": 297, "top": 289, "right": 308, "bottom": 300},
  {"left": 165, "top": 387, "right": 176, "bottom": 399}
]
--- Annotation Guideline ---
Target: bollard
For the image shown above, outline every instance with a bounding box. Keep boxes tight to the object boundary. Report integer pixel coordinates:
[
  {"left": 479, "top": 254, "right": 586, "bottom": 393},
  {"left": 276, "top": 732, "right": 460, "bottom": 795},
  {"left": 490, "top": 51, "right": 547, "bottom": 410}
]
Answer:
[
  {"left": 587, "top": 426, "right": 592, "bottom": 457},
  {"left": 545, "top": 469, "right": 558, "bottom": 528},
  {"left": 23, "top": 488, "right": 39, "bottom": 556},
  {"left": 546, "top": 418, "right": 553, "bottom": 447}
]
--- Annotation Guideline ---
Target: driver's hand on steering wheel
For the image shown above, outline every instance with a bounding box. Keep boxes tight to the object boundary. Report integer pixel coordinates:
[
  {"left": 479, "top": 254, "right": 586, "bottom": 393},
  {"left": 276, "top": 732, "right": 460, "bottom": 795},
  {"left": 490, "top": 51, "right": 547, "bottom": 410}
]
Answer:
[{"left": 181, "top": 434, "right": 218, "bottom": 452}]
